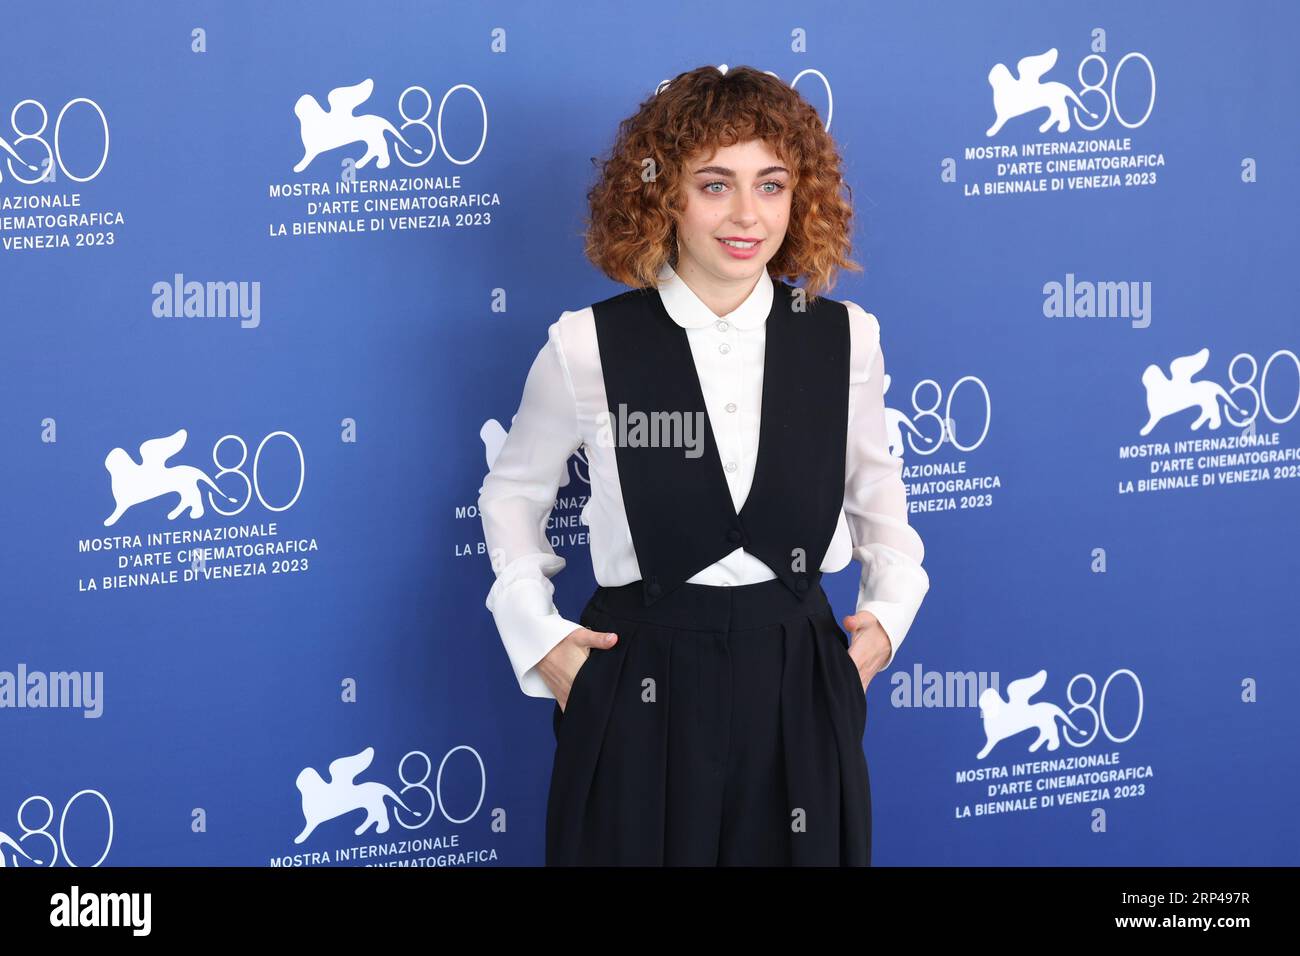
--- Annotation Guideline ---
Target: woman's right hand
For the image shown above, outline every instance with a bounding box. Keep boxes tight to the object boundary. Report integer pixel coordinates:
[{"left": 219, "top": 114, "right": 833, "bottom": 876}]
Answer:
[{"left": 539, "top": 626, "right": 619, "bottom": 712}]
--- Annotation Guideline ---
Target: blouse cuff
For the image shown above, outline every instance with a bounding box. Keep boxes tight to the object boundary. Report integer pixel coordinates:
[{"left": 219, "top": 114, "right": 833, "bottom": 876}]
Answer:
[
  {"left": 485, "top": 554, "right": 581, "bottom": 699},
  {"left": 853, "top": 543, "right": 931, "bottom": 669}
]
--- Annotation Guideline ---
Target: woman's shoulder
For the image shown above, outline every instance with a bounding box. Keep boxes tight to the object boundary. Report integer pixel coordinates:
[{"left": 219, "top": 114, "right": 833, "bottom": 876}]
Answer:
[
  {"left": 789, "top": 280, "right": 881, "bottom": 338},
  {"left": 546, "top": 283, "right": 654, "bottom": 367},
  {"left": 543, "top": 304, "right": 600, "bottom": 384},
  {"left": 828, "top": 297, "right": 882, "bottom": 385},
  {"left": 824, "top": 295, "right": 880, "bottom": 338}
]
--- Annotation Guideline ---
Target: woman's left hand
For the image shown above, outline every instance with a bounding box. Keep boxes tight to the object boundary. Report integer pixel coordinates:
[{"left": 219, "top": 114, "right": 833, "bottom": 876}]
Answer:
[{"left": 840, "top": 610, "right": 892, "bottom": 693}]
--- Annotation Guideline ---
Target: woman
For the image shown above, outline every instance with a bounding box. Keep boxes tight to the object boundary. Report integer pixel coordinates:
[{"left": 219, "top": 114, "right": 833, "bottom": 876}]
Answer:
[{"left": 478, "top": 65, "right": 930, "bottom": 866}]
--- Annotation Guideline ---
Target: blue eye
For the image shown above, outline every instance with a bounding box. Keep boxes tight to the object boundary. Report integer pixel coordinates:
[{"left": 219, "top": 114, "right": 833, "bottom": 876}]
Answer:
[{"left": 703, "top": 180, "right": 786, "bottom": 195}]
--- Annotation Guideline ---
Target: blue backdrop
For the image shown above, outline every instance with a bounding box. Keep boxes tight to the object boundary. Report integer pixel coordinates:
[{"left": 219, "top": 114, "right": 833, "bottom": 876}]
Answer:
[{"left": 1, "top": 0, "right": 1296, "bottom": 867}]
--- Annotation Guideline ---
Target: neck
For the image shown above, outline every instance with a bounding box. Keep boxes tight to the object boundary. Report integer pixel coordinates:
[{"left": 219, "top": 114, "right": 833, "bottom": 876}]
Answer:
[{"left": 673, "top": 256, "right": 763, "bottom": 318}]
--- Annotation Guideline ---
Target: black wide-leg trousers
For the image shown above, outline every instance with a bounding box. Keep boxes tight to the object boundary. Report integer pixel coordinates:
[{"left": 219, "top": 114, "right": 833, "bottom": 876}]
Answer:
[{"left": 546, "top": 577, "right": 871, "bottom": 866}]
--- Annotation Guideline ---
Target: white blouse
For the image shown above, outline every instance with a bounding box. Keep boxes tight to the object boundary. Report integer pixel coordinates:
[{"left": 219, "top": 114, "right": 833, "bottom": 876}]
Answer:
[{"left": 478, "top": 261, "right": 930, "bottom": 699}]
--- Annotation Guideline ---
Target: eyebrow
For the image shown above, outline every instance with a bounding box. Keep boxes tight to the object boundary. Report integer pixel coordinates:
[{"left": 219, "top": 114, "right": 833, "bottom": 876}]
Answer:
[{"left": 692, "top": 165, "right": 789, "bottom": 177}]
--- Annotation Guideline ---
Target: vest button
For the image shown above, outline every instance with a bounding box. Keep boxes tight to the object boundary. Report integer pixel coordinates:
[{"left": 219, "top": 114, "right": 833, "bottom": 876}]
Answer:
[
  {"left": 646, "top": 579, "right": 662, "bottom": 597},
  {"left": 794, "top": 578, "right": 809, "bottom": 593},
  {"left": 726, "top": 528, "right": 743, "bottom": 543}
]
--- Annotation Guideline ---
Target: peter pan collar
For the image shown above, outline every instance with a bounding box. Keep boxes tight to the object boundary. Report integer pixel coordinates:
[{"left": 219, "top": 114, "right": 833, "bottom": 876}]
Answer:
[{"left": 655, "top": 260, "right": 774, "bottom": 331}]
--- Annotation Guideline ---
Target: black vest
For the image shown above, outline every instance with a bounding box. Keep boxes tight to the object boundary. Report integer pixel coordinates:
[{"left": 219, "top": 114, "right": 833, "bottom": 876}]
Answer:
[{"left": 592, "top": 277, "right": 850, "bottom": 607}]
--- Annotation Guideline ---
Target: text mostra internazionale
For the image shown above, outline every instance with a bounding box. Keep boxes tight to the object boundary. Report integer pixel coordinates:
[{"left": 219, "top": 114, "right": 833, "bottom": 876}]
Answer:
[{"left": 77, "top": 521, "right": 300, "bottom": 553}]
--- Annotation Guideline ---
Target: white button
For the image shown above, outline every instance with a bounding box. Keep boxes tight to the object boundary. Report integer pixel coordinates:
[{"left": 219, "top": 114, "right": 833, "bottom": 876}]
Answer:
[
  {"left": 725, "top": 402, "right": 737, "bottom": 413},
  {"left": 725, "top": 461, "right": 737, "bottom": 472},
  {"left": 720, "top": 581, "right": 732, "bottom": 587},
  {"left": 716, "top": 320, "right": 729, "bottom": 332},
  {"left": 719, "top": 343, "right": 731, "bottom": 354}
]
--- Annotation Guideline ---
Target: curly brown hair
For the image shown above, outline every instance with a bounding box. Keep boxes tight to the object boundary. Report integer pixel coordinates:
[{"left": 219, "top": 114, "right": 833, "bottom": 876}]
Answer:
[{"left": 583, "top": 64, "right": 862, "bottom": 300}]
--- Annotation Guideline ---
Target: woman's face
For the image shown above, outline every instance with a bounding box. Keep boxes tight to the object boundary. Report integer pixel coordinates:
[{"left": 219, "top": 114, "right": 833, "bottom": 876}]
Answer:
[{"left": 674, "top": 138, "right": 792, "bottom": 285}]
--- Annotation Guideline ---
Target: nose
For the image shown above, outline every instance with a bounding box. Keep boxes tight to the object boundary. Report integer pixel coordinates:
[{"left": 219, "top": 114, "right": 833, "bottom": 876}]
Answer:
[{"left": 730, "top": 185, "right": 758, "bottom": 225}]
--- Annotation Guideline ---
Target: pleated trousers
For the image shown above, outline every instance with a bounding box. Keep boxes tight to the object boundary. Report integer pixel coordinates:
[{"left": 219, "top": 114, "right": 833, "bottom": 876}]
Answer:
[{"left": 546, "top": 577, "right": 871, "bottom": 866}]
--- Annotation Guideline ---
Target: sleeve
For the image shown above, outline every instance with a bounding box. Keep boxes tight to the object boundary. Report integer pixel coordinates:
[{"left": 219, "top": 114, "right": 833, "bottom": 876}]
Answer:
[
  {"left": 478, "top": 317, "right": 585, "bottom": 699},
  {"left": 842, "top": 302, "right": 931, "bottom": 669}
]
